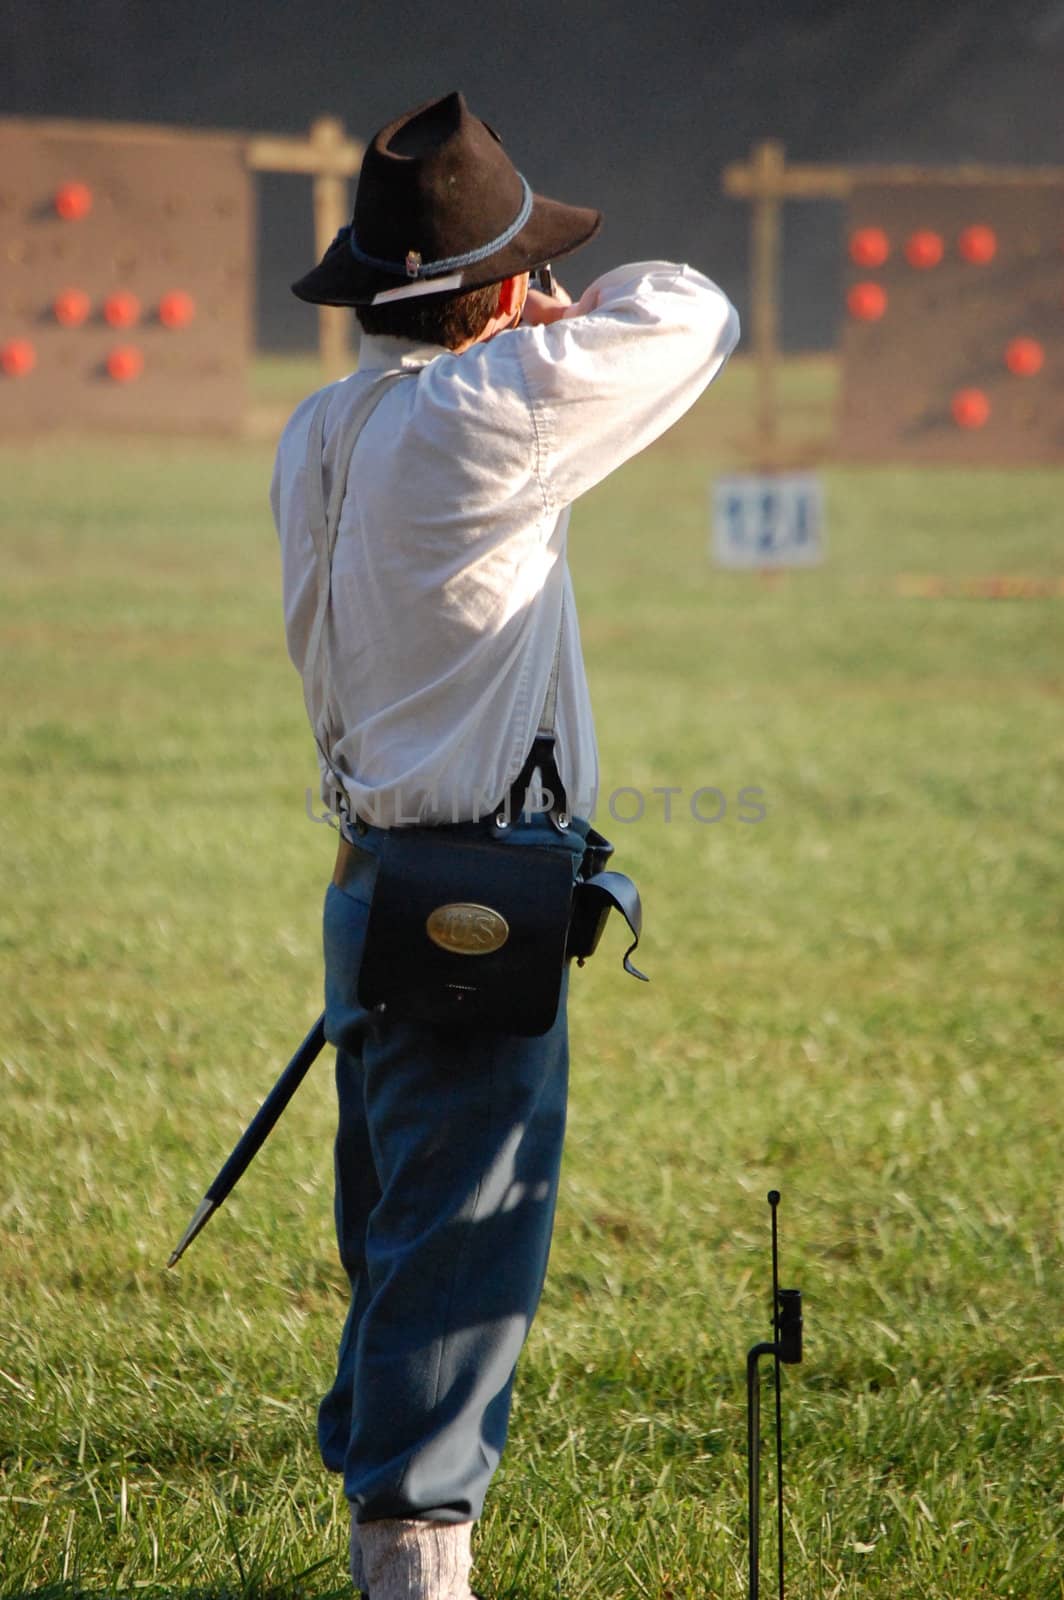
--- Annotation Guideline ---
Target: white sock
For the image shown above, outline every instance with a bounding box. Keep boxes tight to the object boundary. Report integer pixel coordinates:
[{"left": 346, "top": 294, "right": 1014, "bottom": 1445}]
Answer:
[{"left": 358, "top": 1517, "right": 475, "bottom": 1600}]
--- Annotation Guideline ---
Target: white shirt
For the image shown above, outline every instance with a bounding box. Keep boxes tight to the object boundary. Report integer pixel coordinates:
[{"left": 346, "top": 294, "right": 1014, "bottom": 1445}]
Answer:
[{"left": 271, "top": 261, "right": 739, "bottom": 827}]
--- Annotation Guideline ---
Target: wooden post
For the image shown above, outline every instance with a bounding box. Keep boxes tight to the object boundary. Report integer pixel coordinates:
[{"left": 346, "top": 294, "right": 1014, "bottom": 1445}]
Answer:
[
  {"left": 310, "top": 117, "right": 353, "bottom": 380},
  {"left": 749, "top": 140, "right": 785, "bottom": 463},
  {"left": 247, "top": 116, "right": 364, "bottom": 379}
]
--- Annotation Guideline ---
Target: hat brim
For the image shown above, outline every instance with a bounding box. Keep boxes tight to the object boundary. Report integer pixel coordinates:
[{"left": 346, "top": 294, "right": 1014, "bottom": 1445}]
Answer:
[{"left": 291, "top": 192, "right": 602, "bottom": 308}]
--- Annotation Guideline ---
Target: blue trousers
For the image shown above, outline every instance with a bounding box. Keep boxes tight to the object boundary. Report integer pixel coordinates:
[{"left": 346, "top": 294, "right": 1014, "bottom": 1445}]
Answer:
[{"left": 317, "top": 817, "right": 587, "bottom": 1524}]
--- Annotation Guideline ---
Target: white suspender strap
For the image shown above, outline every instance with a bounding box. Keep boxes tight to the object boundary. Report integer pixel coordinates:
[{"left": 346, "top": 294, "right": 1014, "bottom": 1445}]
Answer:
[
  {"left": 301, "top": 371, "right": 410, "bottom": 786},
  {"left": 537, "top": 592, "right": 565, "bottom": 737}
]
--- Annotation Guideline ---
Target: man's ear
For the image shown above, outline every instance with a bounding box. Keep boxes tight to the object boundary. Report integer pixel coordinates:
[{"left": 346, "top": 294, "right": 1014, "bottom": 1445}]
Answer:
[{"left": 495, "top": 274, "right": 527, "bottom": 321}]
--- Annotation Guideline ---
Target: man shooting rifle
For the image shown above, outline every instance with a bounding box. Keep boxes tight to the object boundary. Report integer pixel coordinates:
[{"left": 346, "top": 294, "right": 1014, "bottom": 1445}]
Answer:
[{"left": 271, "top": 90, "right": 739, "bottom": 1600}]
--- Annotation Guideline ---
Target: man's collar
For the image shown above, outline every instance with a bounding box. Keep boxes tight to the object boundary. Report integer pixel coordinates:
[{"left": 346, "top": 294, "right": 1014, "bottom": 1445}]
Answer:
[{"left": 357, "top": 333, "right": 451, "bottom": 372}]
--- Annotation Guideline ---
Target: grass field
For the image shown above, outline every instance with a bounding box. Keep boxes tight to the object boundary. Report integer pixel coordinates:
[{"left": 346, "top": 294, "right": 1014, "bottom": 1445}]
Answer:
[{"left": 1, "top": 358, "right": 1061, "bottom": 1599}]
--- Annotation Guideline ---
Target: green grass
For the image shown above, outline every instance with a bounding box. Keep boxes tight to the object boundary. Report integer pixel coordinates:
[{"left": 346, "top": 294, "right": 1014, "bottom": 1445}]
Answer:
[{"left": 1, "top": 357, "right": 1062, "bottom": 1599}]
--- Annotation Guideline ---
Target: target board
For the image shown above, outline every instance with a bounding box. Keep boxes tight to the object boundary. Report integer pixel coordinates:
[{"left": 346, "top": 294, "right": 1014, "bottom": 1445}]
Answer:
[
  {"left": 0, "top": 118, "right": 251, "bottom": 433},
  {"left": 838, "top": 179, "right": 1064, "bottom": 464}
]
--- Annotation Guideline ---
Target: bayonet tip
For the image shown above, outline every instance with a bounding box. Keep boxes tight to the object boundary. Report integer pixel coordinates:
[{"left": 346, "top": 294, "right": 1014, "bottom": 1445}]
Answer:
[{"left": 165, "top": 1196, "right": 217, "bottom": 1269}]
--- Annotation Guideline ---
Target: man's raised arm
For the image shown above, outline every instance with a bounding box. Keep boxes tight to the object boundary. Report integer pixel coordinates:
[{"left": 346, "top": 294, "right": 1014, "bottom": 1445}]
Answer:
[{"left": 517, "top": 260, "right": 740, "bottom": 508}]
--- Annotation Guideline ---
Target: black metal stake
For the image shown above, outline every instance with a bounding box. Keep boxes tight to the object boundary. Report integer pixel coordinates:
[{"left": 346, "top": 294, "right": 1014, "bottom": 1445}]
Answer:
[{"left": 747, "top": 1190, "right": 803, "bottom": 1600}]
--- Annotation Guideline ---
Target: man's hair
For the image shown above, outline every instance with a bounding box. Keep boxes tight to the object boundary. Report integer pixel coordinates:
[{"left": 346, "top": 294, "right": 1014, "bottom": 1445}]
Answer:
[{"left": 355, "top": 281, "right": 501, "bottom": 349}]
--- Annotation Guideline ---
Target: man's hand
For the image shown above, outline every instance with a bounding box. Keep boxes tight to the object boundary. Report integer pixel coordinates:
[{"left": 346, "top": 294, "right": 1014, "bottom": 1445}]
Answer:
[
  {"left": 521, "top": 279, "right": 604, "bottom": 327},
  {"left": 521, "top": 281, "right": 573, "bottom": 326}
]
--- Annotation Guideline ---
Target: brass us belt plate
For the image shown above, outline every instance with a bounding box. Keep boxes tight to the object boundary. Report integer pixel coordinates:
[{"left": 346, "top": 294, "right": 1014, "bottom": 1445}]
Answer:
[{"left": 426, "top": 903, "right": 510, "bottom": 955}]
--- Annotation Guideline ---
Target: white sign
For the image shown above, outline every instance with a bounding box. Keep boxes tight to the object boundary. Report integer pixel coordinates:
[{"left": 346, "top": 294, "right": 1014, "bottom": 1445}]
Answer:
[{"left": 711, "top": 473, "right": 825, "bottom": 568}]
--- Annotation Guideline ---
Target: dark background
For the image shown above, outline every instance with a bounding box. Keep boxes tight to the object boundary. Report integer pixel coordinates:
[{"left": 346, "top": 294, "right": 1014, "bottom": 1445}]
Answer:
[{"left": 2, "top": 0, "right": 1061, "bottom": 350}]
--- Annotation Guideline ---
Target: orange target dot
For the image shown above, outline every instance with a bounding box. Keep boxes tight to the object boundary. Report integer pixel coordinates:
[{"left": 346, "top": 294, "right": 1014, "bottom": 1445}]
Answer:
[
  {"left": 104, "top": 291, "right": 141, "bottom": 328},
  {"left": 847, "top": 281, "right": 887, "bottom": 321},
  {"left": 952, "top": 388, "right": 990, "bottom": 429},
  {"left": 107, "top": 345, "right": 144, "bottom": 382},
  {"left": 905, "top": 230, "right": 944, "bottom": 269},
  {"left": 158, "top": 289, "right": 196, "bottom": 329},
  {"left": 54, "top": 288, "right": 91, "bottom": 327},
  {"left": 849, "top": 227, "right": 889, "bottom": 268},
  {"left": 1, "top": 338, "right": 36, "bottom": 376},
  {"left": 1004, "top": 337, "right": 1044, "bottom": 376},
  {"left": 958, "top": 224, "right": 997, "bottom": 265},
  {"left": 54, "top": 181, "right": 93, "bottom": 221}
]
